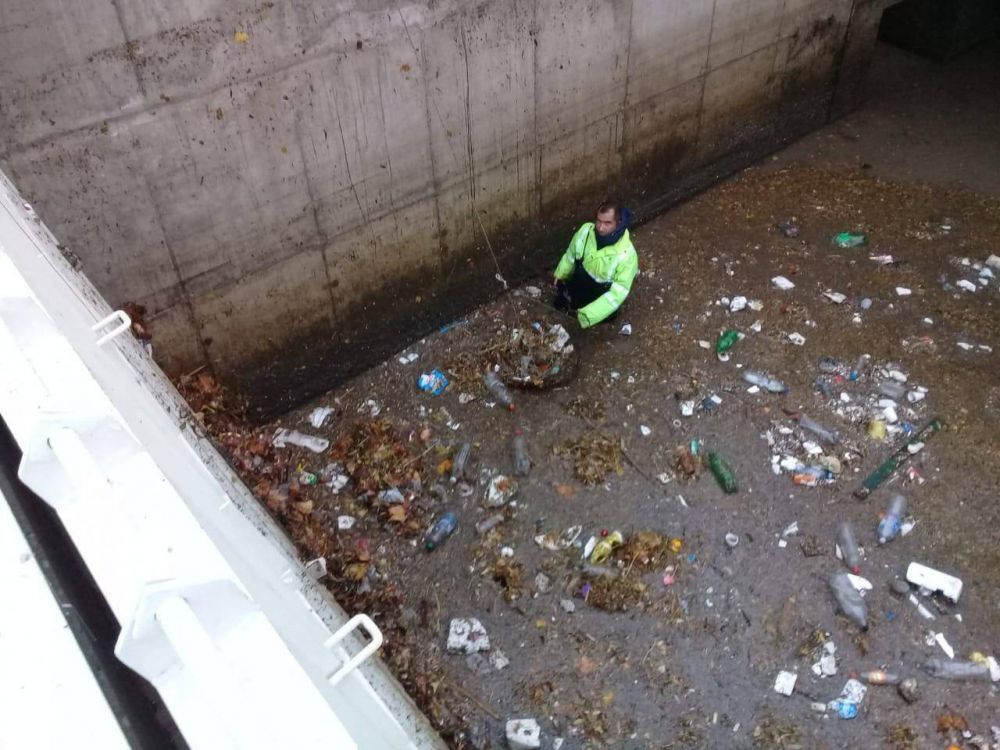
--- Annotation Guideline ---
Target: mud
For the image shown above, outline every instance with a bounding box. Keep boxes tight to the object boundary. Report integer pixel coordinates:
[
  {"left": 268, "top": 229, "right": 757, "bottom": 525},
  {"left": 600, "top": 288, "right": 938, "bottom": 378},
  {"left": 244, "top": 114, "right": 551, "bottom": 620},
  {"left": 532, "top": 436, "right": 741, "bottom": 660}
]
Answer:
[{"left": 197, "top": 42, "right": 1000, "bottom": 749}]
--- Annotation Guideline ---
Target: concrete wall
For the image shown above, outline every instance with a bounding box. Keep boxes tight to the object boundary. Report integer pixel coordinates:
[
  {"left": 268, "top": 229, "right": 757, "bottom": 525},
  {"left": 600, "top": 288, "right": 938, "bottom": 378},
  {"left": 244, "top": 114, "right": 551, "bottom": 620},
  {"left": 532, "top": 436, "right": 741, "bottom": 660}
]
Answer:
[{"left": 0, "top": 0, "right": 887, "bottom": 417}]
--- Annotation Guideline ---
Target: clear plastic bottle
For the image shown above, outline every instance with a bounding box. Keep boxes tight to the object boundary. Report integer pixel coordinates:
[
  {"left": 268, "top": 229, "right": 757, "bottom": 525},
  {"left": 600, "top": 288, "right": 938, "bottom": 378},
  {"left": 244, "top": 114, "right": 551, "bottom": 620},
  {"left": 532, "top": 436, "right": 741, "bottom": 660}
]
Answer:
[
  {"left": 483, "top": 370, "right": 515, "bottom": 410},
  {"left": 425, "top": 512, "right": 458, "bottom": 551},
  {"left": 742, "top": 371, "right": 788, "bottom": 393},
  {"left": 877, "top": 494, "right": 907, "bottom": 544},
  {"left": 878, "top": 381, "right": 906, "bottom": 400},
  {"left": 829, "top": 571, "right": 868, "bottom": 628},
  {"left": 837, "top": 522, "right": 862, "bottom": 573},
  {"left": 798, "top": 414, "right": 840, "bottom": 445},
  {"left": 849, "top": 354, "right": 870, "bottom": 381},
  {"left": 511, "top": 429, "right": 531, "bottom": 476},
  {"left": 450, "top": 442, "right": 472, "bottom": 484},
  {"left": 922, "top": 658, "right": 992, "bottom": 681}
]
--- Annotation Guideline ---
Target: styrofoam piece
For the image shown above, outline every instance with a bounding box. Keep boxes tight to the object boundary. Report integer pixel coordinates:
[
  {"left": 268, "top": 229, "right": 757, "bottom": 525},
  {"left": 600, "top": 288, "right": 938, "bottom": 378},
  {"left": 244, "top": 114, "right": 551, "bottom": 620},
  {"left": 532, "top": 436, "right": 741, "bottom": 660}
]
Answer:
[{"left": 906, "top": 562, "right": 962, "bottom": 603}]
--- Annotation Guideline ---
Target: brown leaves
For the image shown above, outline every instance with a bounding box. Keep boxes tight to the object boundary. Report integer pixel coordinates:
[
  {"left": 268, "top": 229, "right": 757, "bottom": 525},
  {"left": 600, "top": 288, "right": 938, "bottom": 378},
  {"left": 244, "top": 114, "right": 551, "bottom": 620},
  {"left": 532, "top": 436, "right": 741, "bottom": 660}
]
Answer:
[
  {"left": 387, "top": 505, "right": 407, "bottom": 523},
  {"left": 554, "top": 433, "right": 624, "bottom": 485},
  {"left": 330, "top": 420, "right": 421, "bottom": 493}
]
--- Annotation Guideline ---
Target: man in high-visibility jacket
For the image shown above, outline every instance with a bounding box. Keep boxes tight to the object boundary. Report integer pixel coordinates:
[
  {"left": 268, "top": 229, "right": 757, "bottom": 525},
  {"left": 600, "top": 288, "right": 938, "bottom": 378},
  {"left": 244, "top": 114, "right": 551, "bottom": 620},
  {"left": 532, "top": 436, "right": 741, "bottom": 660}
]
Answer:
[{"left": 552, "top": 202, "right": 638, "bottom": 328}]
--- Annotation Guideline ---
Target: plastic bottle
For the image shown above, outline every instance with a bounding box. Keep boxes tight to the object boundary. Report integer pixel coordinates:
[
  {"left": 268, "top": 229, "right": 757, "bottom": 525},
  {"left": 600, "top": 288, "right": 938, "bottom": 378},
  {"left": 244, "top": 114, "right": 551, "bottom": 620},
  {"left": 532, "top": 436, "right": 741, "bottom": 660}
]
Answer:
[
  {"left": 861, "top": 672, "right": 897, "bottom": 689},
  {"left": 877, "top": 494, "right": 907, "bottom": 544},
  {"left": 589, "top": 530, "right": 624, "bottom": 564},
  {"left": 450, "top": 442, "right": 472, "bottom": 483},
  {"left": 483, "top": 370, "right": 515, "bottom": 410},
  {"left": 849, "top": 354, "right": 870, "bottom": 381},
  {"left": 742, "top": 371, "right": 788, "bottom": 393},
  {"left": 798, "top": 414, "right": 840, "bottom": 445},
  {"left": 708, "top": 452, "right": 738, "bottom": 494},
  {"left": 878, "top": 381, "right": 906, "bottom": 399},
  {"left": 715, "top": 329, "right": 740, "bottom": 355},
  {"left": 832, "top": 231, "right": 868, "bottom": 248},
  {"left": 425, "top": 512, "right": 458, "bottom": 551},
  {"left": 922, "top": 658, "right": 992, "bottom": 681},
  {"left": 475, "top": 513, "right": 505, "bottom": 535},
  {"left": 511, "top": 429, "right": 531, "bottom": 476},
  {"left": 829, "top": 571, "right": 867, "bottom": 628},
  {"left": 837, "top": 522, "right": 861, "bottom": 573}
]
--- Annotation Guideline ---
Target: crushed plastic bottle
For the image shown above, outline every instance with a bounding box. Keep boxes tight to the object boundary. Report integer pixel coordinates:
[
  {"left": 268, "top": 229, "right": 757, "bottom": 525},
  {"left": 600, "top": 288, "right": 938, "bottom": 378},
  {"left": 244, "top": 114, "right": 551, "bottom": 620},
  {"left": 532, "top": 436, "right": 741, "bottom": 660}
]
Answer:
[
  {"left": 878, "top": 381, "right": 906, "bottom": 400},
  {"left": 877, "top": 494, "right": 907, "bottom": 544},
  {"left": 837, "top": 522, "right": 862, "bottom": 573},
  {"left": 425, "top": 512, "right": 458, "bottom": 551},
  {"left": 832, "top": 231, "right": 868, "bottom": 248},
  {"left": 589, "top": 530, "right": 624, "bottom": 564},
  {"left": 708, "top": 452, "right": 738, "bottom": 494},
  {"left": 511, "top": 429, "right": 531, "bottom": 476},
  {"left": 798, "top": 414, "right": 840, "bottom": 445},
  {"left": 715, "top": 329, "right": 740, "bottom": 355},
  {"left": 742, "top": 371, "right": 788, "bottom": 393},
  {"left": 829, "top": 571, "right": 868, "bottom": 628},
  {"left": 450, "top": 442, "right": 472, "bottom": 483},
  {"left": 922, "top": 658, "right": 995, "bottom": 682},
  {"left": 483, "top": 370, "right": 515, "bottom": 411}
]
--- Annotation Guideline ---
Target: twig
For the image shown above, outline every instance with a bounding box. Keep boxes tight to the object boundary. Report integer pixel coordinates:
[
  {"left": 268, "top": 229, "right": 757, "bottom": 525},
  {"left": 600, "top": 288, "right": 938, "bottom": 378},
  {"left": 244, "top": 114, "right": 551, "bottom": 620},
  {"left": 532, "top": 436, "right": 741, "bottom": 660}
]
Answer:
[{"left": 447, "top": 680, "right": 501, "bottom": 720}]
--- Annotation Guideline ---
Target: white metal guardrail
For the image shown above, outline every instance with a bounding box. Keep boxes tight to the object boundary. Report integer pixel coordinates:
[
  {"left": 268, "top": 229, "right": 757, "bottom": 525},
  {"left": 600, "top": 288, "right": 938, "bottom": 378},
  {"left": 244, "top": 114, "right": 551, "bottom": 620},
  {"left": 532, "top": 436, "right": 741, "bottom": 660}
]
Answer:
[{"left": 0, "top": 171, "right": 444, "bottom": 749}]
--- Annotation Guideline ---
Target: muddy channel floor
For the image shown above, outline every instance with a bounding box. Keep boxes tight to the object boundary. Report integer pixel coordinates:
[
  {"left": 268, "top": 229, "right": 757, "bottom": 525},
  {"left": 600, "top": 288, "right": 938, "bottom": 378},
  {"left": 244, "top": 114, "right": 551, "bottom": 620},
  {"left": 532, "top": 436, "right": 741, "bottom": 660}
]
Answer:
[{"left": 187, "top": 160, "right": 1000, "bottom": 750}]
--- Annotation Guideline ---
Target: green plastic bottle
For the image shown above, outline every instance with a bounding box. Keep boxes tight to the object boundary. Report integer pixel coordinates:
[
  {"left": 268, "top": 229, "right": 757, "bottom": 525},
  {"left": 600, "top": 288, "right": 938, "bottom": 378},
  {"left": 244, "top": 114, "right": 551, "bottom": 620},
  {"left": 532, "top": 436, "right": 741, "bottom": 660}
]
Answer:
[
  {"left": 715, "top": 329, "right": 740, "bottom": 355},
  {"left": 832, "top": 232, "right": 868, "bottom": 248},
  {"left": 708, "top": 452, "right": 737, "bottom": 494}
]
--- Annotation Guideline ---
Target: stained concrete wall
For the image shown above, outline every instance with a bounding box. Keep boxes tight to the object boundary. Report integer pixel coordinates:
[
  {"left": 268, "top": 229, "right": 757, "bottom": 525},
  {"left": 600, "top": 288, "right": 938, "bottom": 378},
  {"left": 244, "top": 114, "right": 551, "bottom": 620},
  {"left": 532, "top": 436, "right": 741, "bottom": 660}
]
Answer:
[{"left": 0, "top": 0, "right": 889, "bottom": 417}]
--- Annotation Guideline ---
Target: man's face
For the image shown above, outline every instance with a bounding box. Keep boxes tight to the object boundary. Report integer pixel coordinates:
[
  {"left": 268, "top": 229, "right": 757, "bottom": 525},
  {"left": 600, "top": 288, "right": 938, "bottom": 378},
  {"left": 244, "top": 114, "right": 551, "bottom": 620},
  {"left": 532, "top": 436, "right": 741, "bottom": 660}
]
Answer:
[{"left": 595, "top": 208, "right": 618, "bottom": 237}]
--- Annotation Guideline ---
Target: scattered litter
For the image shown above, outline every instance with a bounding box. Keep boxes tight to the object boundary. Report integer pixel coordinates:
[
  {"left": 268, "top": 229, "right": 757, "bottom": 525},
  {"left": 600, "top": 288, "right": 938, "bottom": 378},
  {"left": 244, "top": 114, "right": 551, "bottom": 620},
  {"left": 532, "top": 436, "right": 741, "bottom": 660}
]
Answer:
[
  {"left": 895, "top": 287, "right": 912, "bottom": 296},
  {"left": 308, "top": 406, "right": 335, "bottom": 428},
  {"left": 787, "top": 332, "right": 806, "bottom": 346},
  {"left": 418, "top": 369, "right": 450, "bottom": 395},
  {"left": 832, "top": 231, "right": 867, "bottom": 248},
  {"left": 828, "top": 678, "right": 867, "bottom": 719},
  {"left": 272, "top": 428, "right": 330, "bottom": 453},
  {"left": 447, "top": 618, "right": 490, "bottom": 654},
  {"left": 560, "top": 598, "right": 576, "bottom": 613},
  {"left": 620, "top": 323, "right": 632, "bottom": 336},
  {"left": 398, "top": 352, "right": 419, "bottom": 364},
  {"left": 534, "top": 525, "right": 581, "bottom": 551},
  {"left": 490, "top": 650, "right": 510, "bottom": 671},
  {"left": 358, "top": 399, "right": 382, "bottom": 417},
  {"left": 772, "top": 276, "right": 795, "bottom": 290},
  {"left": 485, "top": 474, "right": 518, "bottom": 507},
  {"left": 304, "top": 557, "right": 327, "bottom": 580},
  {"left": 823, "top": 291, "right": 847, "bottom": 304},
  {"left": 505, "top": 718, "right": 541, "bottom": 750},
  {"left": 639, "top": 425, "right": 652, "bottom": 437},
  {"left": 337, "top": 515, "right": 356, "bottom": 531},
  {"left": 956, "top": 279, "right": 978, "bottom": 292},
  {"left": 730, "top": 295, "right": 747, "bottom": 312},
  {"left": 906, "top": 562, "right": 962, "bottom": 603},
  {"left": 773, "top": 671, "right": 798, "bottom": 696},
  {"left": 458, "top": 392, "right": 475, "bottom": 404},
  {"left": 724, "top": 532, "right": 739, "bottom": 548}
]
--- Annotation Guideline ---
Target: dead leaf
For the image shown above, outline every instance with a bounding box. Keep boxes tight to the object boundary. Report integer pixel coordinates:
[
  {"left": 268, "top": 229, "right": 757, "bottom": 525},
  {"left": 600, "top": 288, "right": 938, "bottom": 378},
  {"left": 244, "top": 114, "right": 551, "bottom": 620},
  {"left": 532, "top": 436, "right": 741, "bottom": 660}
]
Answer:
[
  {"left": 344, "top": 562, "right": 369, "bottom": 580},
  {"left": 436, "top": 458, "right": 452, "bottom": 475},
  {"left": 292, "top": 499, "right": 313, "bottom": 514},
  {"left": 554, "top": 483, "right": 576, "bottom": 498},
  {"left": 387, "top": 505, "right": 407, "bottom": 523},
  {"left": 578, "top": 656, "right": 598, "bottom": 675}
]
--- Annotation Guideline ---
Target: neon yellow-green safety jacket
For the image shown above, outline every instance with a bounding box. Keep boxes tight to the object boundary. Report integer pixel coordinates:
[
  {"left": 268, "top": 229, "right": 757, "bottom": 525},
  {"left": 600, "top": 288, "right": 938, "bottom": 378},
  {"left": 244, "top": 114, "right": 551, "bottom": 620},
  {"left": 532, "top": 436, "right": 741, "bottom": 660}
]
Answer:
[{"left": 554, "top": 222, "right": 639, "bottom": 328}]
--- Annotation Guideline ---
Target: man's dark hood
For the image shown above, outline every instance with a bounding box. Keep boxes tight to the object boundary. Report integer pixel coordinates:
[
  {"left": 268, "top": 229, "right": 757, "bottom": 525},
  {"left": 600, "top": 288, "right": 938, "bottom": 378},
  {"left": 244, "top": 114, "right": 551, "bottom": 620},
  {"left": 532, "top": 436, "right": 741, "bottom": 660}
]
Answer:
[{"left": 596, "top": 206, "right": 633, "bottom": 248}]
